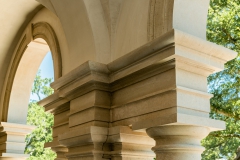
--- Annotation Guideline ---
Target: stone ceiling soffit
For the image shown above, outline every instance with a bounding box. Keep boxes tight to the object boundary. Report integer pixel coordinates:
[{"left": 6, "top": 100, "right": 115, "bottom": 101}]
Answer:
[
  {"left": 83, "top": 0, "right": 111, "bottom": 63},
  {"left": 100, "top": 0, "right": 123, "bottom": 39},
  {"left": 100, "top": 0, "right": 111, "bottom": 37},
  {"left": 36, "top": 0, "right": 58, "bottom": 16}
]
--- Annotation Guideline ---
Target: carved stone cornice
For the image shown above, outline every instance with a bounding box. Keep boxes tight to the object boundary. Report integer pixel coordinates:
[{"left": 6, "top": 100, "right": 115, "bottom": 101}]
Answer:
[
  {"left": 53, "top": 61, "right": 110, "bottom": 100},
  {"left": 108, "top": 29, "right": 235, "bottom": 81}
]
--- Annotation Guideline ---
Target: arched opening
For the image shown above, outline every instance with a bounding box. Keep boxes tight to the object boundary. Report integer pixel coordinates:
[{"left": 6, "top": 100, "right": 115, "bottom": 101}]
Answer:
[
  {"left": 7, "top": 38, "right": 55, "bottom": 158},
  {"left": 8, "top": 38, "right": 50, "bottom": 124},
  {"left": 25, "top": 49, "right": 55, "bottom": 159},
  {"left": 2, "top": 22, "right": 62, "bottom": 123},
  {"left": 0, "top": 22, "right": 62, "bottom": 158}
]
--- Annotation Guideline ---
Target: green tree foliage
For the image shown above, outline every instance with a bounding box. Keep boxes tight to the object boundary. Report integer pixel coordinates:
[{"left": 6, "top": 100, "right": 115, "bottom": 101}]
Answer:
[
  {"left": 202, "top": 0, "right": 240, "bottom": 159},
  {"left": 31, "top": 73, "right": 53, "bottom": 101},
  {"left": 25, "top": 72, "right": 56, "bottom": 160}
]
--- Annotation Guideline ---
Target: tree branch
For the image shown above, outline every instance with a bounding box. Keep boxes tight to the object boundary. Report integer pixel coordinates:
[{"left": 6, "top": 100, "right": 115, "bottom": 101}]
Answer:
[{"left": 211, "top": 106, "right": 240, "bottom": 121}]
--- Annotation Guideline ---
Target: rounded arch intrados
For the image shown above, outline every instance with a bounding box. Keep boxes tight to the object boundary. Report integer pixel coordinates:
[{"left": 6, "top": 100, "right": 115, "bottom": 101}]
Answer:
[
  {"left": 2, "top": 22, "right": 62, "bottom": 123},
  {"left": 32, "top": 22, "right": 62, "bottom": 80}
]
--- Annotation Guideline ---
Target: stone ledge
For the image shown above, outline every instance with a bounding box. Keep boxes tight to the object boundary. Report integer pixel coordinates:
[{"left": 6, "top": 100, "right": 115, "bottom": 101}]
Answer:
[
  {"left": 51, "top": 61, "right": 110, "bottom": 90},
  {"left": 0, "top": 122, "right": 35, "bottom": 135},
  {"left": 58, "top": 126, "right": 108, "bottom": 147},
  {"left": 1, "top": 153, "right": 29, "bottom": 158},
  {"left": 132, "top": 113, "right": 225, "bottom": 132}
]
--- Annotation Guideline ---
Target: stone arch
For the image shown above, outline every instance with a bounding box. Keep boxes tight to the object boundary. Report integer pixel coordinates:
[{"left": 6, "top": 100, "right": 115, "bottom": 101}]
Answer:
[
  {"left": 32, "top": 22, "right": 62, "bottom": 80},
  {"left": 2, "top": 22, "right": 62, "bottom": 123}
]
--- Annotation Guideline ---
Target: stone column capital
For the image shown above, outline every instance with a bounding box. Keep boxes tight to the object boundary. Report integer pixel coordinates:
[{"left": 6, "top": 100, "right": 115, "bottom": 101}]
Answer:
[{"left": 146, "top": 125, "right": 210, "bottom": 160}]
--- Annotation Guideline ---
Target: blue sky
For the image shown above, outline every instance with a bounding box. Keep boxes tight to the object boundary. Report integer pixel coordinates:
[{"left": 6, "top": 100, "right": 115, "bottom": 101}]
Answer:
[
  {"left": 38, "top": 52, "right": 54, "bottom": 79},
  {"left": 30, "top": 52, "right": 54, "bottom": 101}
]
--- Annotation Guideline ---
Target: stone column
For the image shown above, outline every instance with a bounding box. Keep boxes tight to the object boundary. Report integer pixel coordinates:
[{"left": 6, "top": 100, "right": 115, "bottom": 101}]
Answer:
[
  {"left": 109, "top": 126, "right": 154, "bottom": 160},
  {"left": 129, "top": 29, "right": 237, "bottom": 160},
  {"left": 146, "top": 125, "right": 210, "bottom": 160},
  {"left": 0, "top": 122, "right": 35, "bottom": 159},
  {"left": 58, "top": 126, "right": 109, "bottom": 160}
]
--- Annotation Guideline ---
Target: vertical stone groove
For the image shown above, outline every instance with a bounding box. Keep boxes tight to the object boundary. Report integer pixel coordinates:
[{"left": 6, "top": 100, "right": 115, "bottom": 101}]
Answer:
[{"left": 148, "top": 0, "right": 174, "bottom": 41}]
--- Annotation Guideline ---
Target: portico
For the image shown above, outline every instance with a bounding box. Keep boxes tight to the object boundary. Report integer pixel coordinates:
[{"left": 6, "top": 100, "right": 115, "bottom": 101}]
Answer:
[{"left": 0, "top": 0, "right": 237, "bottom": 159}]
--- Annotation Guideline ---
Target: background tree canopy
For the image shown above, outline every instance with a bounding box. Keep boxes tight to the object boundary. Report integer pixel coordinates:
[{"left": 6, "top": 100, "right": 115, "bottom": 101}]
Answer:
[
  {"left": 25, "top": 72, "right": 56, "bottom": 160},
  {"left": 202, "top": 0, "right": 240, "bottom": 159}
]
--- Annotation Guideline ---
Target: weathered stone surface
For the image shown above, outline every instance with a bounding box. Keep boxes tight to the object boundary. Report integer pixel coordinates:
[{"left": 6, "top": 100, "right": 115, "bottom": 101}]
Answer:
[{"left": 58, "top": 126, "right": 109, "bottom": 159}]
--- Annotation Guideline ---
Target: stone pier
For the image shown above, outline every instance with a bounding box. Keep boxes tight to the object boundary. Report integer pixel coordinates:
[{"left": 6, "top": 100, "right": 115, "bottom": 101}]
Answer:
[{"left": 38, "top": 29, "right": 236, "bottom": 159}]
